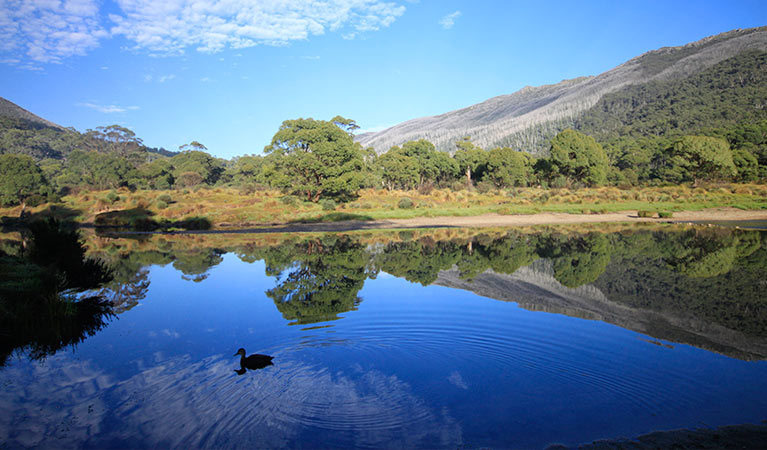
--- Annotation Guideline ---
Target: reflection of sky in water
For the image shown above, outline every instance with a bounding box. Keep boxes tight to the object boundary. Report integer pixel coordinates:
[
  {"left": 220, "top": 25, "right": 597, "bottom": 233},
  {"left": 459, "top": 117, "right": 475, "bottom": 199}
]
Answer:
[{"left": 2, "top": 253, "right": 767, "bottom": 448}]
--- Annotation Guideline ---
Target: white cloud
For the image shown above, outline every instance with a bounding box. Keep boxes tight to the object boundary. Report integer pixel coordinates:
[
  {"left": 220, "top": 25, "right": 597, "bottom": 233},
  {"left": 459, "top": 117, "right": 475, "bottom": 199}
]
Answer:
[
  {"left": 1, "top": 0, "right": 407, "bottom": 67},
  {"left": 77, "top": 102, "right": 139, "bottom": 113},
  {"left": 110, "top": 0, "right": 406, "bottom": 54},
  {"left": 439, "top": 10, "right": 461, "bottom": 30},
  {"left": 144, "top": 73, "right": 176, "bottom": 82},
  {"left": 0, "top": 0, "right": 108, "bottom": 65}
]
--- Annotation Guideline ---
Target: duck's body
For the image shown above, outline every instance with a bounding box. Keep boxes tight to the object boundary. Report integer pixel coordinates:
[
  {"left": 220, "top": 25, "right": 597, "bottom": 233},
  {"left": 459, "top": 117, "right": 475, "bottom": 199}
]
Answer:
[{"left": 234, "top": 348, "right": 274, "bottom": 374}]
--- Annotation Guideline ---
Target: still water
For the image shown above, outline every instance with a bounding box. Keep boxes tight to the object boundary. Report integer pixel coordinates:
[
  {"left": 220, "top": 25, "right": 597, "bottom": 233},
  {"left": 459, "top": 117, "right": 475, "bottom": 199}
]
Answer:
[{"left": 2, "top": 223, "right": 767, "bottom": 448}]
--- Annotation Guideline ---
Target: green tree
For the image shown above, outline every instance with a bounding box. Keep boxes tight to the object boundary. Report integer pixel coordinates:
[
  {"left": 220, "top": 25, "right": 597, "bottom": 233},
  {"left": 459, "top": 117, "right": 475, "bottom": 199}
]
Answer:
[
  {"left": 0, "top": 154, "right": 47, "bottom": 212},
  {"left": 547, "top": 129, "right": 609, "bottom": 186},
  {"left": 453, "top": 137, "right": 487, "bottom": 186},
  {"left": 483, "top": 147, "right": 535, "bottom": 187},
  {"left": 170, "top": 150, "right": 224, "bottom": 186},
  {"left": 732, "top": 148, "right": 760, "bottom": 182},
  {"left": 64, "top": 150, "right": 137, "bottom": 190},
  {"left": 657, "top": 135, "right": 737, "bottom": 183},
  {"left": 264, "top": 116, "right": 367, "bottom": 201},
  {"left": 377, "top": 151, "right": 420, "bottom": 190}
]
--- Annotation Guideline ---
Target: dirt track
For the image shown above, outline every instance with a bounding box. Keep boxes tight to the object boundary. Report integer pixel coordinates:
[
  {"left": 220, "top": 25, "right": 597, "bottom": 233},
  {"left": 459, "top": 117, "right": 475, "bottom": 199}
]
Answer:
[{"left": 211, "top": 208, "right": 767, "bottom": 234}]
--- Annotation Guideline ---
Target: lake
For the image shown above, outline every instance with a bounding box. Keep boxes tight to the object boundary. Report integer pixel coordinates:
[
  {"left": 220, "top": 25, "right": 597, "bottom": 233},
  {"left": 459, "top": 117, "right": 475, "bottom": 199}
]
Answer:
[{"left": 1, "top": 222, "right": 767, "bottom": 448}]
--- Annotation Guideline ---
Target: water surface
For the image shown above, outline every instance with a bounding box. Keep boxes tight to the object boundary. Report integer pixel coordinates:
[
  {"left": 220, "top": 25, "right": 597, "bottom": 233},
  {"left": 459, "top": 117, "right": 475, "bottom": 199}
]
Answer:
[{"left": 2, "top": 224, "right": 767, "bottom": 448}]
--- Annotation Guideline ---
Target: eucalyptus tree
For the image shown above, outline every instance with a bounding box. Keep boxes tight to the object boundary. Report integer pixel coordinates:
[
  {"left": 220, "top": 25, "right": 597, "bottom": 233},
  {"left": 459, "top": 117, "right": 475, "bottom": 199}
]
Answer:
[{"left": 263, "top": 116, "right": 366, "bottom": 201}]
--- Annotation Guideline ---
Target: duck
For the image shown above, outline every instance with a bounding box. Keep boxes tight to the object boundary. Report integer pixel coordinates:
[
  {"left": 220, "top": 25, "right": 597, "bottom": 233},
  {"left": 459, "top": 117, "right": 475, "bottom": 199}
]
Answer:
[{"left": 234, "top": 348, "right": 274, "bottom": 375}]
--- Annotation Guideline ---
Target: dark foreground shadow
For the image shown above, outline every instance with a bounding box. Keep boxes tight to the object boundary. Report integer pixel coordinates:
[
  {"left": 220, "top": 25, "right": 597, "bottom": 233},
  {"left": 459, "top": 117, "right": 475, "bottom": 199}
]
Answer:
[{"left": 0, "top": 219, "right": 115, "bottom": 366}]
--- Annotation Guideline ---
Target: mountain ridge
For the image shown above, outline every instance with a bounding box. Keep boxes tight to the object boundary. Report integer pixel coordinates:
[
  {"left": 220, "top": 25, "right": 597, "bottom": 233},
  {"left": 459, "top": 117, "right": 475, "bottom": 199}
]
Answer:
[
  {"left": 357, "top": 26, "right": 767, "bottom": 155},
  {"left": 0, "top": 97, "right": 65, "bottom": 130}
]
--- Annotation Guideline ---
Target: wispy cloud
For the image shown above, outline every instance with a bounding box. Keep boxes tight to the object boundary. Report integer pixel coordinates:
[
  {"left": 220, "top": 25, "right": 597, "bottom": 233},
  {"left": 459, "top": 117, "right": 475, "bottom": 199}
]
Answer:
[
  {"left": 1, "top": 0, "right": 407, "bottom": 68},
  {"left": 439, "top": 10, "right": 461, "bottom": 30},
  {"left": 144, "top": 73, "right": 176, "bottom": 82},
  {"left": 77, "top": 102, "right": 140, "bottom": 113}
]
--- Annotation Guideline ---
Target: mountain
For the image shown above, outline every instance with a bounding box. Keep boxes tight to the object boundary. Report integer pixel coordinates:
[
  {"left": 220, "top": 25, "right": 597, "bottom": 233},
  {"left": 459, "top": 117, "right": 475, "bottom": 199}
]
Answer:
[
  {"left": 357, "top": 27, "right": 767, "bottom": 154},
  {"left": 0, "top": 97, "right": 65, "bottom": 130},
  {"left": 0, "top": 96, "right": 177, "bottom": 160}
]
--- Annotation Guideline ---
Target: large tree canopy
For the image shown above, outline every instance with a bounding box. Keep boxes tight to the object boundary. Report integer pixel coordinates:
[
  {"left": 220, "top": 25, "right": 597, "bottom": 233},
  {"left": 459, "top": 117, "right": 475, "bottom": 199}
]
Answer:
[
  {"left": 548, "top": 129, "right": 609, "bottom": 186},
  {"left": 656, "top": 135, "right": 737, "bottom": 183},
  {"left": 264, "top": 116, "right": 367, "bottom": 201},
  {"left": 484, "top": 147, "right": 535, "bottom": 187},
  {"left": 0, "top": 154, "right": 48, "bottom": 209}
]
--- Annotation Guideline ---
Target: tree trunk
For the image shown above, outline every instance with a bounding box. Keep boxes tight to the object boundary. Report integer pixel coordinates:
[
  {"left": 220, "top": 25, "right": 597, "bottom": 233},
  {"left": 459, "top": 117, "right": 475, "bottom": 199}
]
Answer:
[{"left": 465, "top": 167, "right": 472, "bottom": 187}]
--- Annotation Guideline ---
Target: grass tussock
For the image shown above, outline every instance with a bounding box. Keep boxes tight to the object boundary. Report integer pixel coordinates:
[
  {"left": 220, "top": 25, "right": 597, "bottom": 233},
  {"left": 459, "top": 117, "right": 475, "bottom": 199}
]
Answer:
[{"left": 0, "top": 183, "right": 765, "bottom": 229}]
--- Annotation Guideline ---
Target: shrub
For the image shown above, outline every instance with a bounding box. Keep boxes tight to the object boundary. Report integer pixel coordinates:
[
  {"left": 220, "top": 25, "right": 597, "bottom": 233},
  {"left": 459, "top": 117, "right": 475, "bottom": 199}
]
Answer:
[
  {"left": 156, "top": 200, "right": 168, "bottom": 209},
  {"left": 157, "top": 193, "right": 172, "bottom": 203},
  {"left": 418, "top": 182, "right": 435, "bottom": 195},
  {"left": 280, "top": 195, "right": 298, "bottom": 206},
  {"left": 658, "top": 211, "right": 673, "bottom": 218},
  {"left": 398, "top": 197, "right": 414, "bottom": 209},
  {"left": 637, "top": 210, "right": 655, "bottom": 218},
  {"left": 320, "top": 198, "right": 337, "bottom": 211},
  {"left": 106, "top": 191, "right": 119, "bottom": 204},
  {"left": 25, "top": 194, "right": 45, "bottom": 207},
  {"left": 475, "top": 181, "right": 494, "bottom": 194}
]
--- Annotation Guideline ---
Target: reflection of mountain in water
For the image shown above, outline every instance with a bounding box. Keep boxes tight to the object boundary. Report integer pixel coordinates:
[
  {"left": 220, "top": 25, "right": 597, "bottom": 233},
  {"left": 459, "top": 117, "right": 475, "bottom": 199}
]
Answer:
[{"left": 436, "top": 250, "right": 767, "bottom": 361}]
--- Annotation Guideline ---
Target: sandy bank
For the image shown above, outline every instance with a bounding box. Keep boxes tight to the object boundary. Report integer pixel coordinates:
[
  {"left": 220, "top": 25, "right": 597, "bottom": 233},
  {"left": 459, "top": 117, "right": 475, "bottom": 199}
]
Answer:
[{"left": 210, "top": 208, "right": 767, "bottom": 234}]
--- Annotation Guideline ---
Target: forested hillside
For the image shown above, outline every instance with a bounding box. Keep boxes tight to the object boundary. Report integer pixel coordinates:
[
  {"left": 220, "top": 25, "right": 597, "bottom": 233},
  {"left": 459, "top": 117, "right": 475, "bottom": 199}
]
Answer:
[
  {"left": 357, "top": 27, "right": 767, "bottom": 154},
  {"left": 576, "top": 50, "right": 767, "bottom": 140}
]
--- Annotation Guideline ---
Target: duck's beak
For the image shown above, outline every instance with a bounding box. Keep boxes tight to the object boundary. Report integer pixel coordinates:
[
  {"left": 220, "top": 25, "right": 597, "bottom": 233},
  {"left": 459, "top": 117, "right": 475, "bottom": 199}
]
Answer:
[{"left": 233, "top": 352, "right": 238, "bottom": 357}]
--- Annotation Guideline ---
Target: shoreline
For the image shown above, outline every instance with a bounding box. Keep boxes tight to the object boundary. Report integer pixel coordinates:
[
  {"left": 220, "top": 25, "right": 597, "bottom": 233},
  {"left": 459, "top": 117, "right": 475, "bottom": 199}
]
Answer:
[{"left": 128, "top": 207, "right": 767, "bottom": 234}]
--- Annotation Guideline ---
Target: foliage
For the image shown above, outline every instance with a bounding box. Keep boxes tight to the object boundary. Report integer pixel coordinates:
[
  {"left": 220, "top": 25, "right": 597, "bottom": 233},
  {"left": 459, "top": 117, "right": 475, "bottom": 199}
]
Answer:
[
  {"left": 576, "top": 50, "right": 767, "bottom": 142},
  {"left": 264, "top": 116, "right": 367, "bottom": 201},
  {"left": 546, "top": 129, "right": 609, "bottom": 186},
  {"left": 453, "top": 137, "right": 487, "bottom": 186},
  {"left": 655, "top": 135, "right": 736, "bottom": 183},
  {"left": 483, "top": 146, "right": 535, "bottom": 187},
  {"left": 398, "top": 197, "right": 414, "bottom": 209},
  {"left": 0, "top": 154, "right": 48, "bottom": 208}
]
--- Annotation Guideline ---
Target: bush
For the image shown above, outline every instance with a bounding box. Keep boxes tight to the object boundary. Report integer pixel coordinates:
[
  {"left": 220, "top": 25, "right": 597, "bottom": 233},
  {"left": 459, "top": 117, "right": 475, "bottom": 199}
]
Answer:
[
  {"left": 398, "top": 197, "right": 414, "bottom": 209},
  {"left": 658, "top": 211, "right": 673, "bottom": 218},
  {"left": 418, "top": 182, "right": 435, "bottom": 195},
  {"left": 239, "top": 183, "right": 256, "bottom": 195},
  {"left": 156, "top": 200, "right": 168, "bottom": 209},
  {"left": 280, "top": 195, "right": 298, "bottom": 205},
  {"left": 637, "top": 210, "right": 655, "bottom": 218},
  {"left": 475, "top": 181, "right": 494, "bottom": 194},
  {"left": 157, "top": 194, "right": 172, "bottom": 203},
  {"left": 320, "top": 198, "right": 337, "bottom": 211},
  {"left": 25, "top": 194, "right": 45, "bottom": 207},
  {"left": 106, "top": 191, "right": 119, "bottom": 204}
]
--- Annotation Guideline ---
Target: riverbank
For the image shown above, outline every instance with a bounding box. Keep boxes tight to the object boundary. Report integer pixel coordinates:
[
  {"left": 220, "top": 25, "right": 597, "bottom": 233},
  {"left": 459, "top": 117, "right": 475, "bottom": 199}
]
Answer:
[
  {"left": 1, "top": 185, "right": 765, "bottom": 232},
  {"left": 148, "top": 207, "right": 767, "bottom": 234}
]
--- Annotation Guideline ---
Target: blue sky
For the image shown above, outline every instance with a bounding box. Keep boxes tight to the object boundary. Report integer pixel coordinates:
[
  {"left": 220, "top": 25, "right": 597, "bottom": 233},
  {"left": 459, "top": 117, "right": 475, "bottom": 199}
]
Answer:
[{"left": 1, "top": 0, "right": 765, "bottom": 159}]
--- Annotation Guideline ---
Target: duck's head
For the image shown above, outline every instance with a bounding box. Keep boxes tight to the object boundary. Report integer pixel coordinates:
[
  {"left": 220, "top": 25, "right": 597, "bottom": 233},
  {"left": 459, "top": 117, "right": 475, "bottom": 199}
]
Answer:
[{"left": 234, "top": 348, "right": 246, "bottom": 357}]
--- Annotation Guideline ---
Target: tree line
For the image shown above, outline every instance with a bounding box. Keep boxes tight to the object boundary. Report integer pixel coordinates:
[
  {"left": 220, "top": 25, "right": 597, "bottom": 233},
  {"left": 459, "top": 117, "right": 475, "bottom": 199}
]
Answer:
[{"left": 1, "top": 115, "right": 766, "bottom": 208}]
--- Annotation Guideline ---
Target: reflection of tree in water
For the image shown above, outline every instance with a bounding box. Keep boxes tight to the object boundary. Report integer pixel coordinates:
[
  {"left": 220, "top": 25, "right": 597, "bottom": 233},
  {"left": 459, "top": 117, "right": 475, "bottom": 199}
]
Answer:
[
  {"left": 595, "top": 228, "right": 767, "bottom": 337},
  {"left": 173, "top": 249, "right": 224, "bottom": 282},
  {"left": 663, "top": 228, "right": 761, "bottom": 278},
  {"left": 0, "top": 220, "right": 114, "bottom": 366},
  {"left": 262, "top": 236, "right": 376, "bottom": 324},
  {"left": 375, "top": 237, "right": 461, "bottom": 285},
  {"left": 538, "top": 232, "right": 612, "bottom": 288}
]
